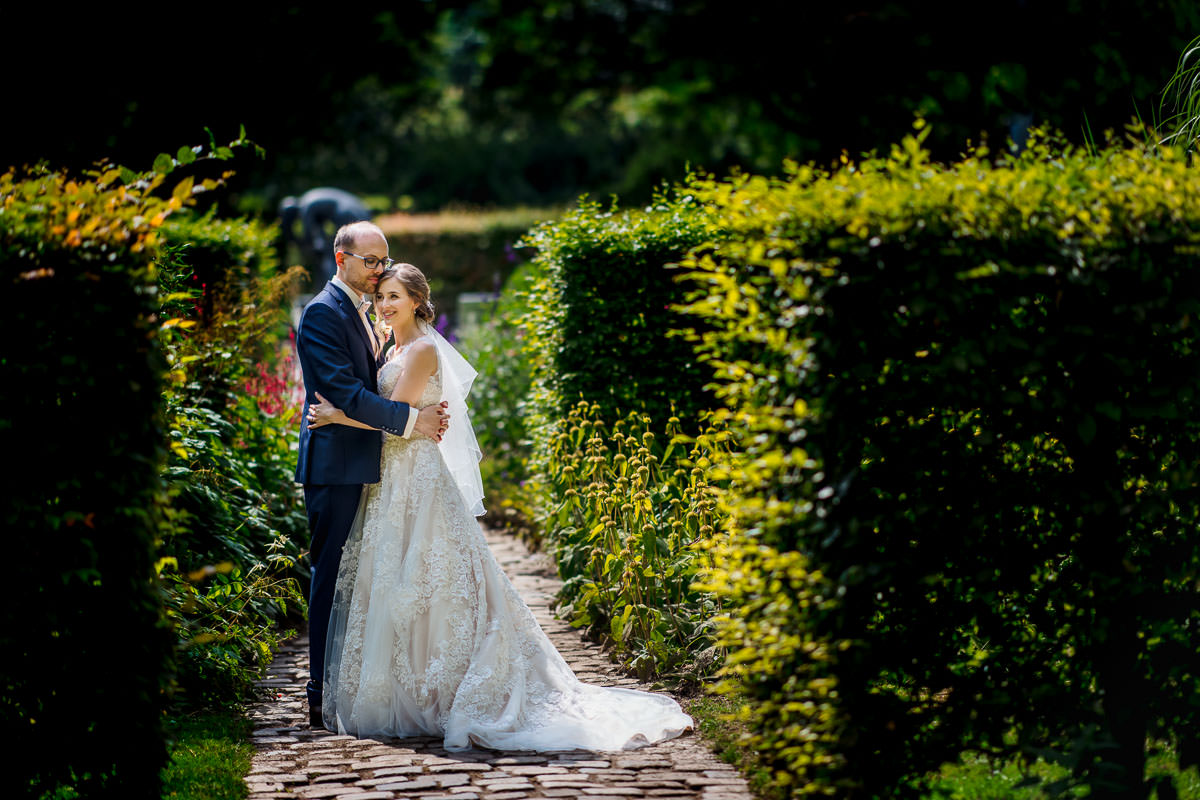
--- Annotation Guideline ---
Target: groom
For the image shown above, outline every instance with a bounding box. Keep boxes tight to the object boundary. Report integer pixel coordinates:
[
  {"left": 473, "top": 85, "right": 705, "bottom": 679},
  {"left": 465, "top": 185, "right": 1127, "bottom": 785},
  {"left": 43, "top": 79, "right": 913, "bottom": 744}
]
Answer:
[{"left": 294, "top": 220, "right": 448, "bottom": 729}]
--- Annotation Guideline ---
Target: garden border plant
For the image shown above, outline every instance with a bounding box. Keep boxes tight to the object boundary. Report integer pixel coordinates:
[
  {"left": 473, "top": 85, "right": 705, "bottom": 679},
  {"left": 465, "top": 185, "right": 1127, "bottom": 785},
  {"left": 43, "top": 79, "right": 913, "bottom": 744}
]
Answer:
[
  {"left": 0, "top": 132, "right": 313, "bottom": 797},
  {"left": 156, "top": 221, "right": 310, "bottom": 707},
  {"left": 516, "top": 194, "right": 730, "bottom": 682}
]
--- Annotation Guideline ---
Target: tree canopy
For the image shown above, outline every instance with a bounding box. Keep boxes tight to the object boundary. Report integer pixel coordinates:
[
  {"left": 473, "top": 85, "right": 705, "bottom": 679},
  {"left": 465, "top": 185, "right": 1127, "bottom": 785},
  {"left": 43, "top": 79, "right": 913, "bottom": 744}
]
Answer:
[{"left": 5, "top": 2, "right": 1198, "bottom": 209}]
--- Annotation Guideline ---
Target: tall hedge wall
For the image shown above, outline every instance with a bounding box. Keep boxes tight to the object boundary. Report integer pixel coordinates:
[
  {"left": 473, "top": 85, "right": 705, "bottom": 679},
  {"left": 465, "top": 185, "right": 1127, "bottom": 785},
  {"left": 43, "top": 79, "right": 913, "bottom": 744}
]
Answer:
[
  {"left": 0, "top": 165, "right": 178, "bottom": 798},
  {"left": 681, "top": 129, "right": 1200, "bottom": 798},
  {"left": 521, "top": 198, "right": 714, "bottom": 426},
  {"left": 0, "top": 145, "right": 265, "bottom": 796}
]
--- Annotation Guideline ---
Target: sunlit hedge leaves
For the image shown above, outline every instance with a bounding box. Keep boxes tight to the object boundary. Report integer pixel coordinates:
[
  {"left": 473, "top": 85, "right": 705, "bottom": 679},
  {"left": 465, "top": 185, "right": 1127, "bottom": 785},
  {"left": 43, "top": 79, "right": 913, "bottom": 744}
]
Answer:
[
  {"left": 680, "top": 125, "right": 1200, "bottom": 798},
  {"left": 520, "top": 195, "right": 715, "bottom": 428}
]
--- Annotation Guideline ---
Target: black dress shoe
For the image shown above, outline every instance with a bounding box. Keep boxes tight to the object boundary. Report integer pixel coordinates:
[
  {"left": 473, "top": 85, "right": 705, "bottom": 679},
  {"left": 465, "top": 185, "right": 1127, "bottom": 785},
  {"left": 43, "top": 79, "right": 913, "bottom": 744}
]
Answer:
[{"left": 306, "top": 680, "right": 323, "bottom": 729}]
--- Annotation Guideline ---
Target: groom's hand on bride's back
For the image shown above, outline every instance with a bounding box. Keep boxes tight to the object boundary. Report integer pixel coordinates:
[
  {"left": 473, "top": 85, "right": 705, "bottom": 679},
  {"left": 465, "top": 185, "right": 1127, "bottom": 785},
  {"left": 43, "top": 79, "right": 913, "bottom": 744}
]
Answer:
[{"left": 415, "top": 401, "right": 450, "bottom": 442}]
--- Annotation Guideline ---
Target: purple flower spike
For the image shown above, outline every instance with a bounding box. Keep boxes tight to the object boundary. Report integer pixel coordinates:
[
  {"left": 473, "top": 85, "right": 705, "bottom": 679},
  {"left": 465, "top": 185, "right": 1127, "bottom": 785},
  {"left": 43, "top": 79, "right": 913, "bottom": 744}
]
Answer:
[{"left": 436, "top": 312, "right": 457, "bottom": 343}]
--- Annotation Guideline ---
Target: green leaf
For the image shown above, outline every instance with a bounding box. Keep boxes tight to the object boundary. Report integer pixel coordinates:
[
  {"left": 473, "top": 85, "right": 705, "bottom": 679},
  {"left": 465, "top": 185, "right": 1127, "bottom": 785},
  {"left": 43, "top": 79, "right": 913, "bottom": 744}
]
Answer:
[
  {"left": 1076, "top": 415, "right": 1097, "bottom": 445},
  {"left": 173, "top": 176, "right": 195, "bottom": 203},
  {"left": 176, "top": 145, "right": 197, "bottom": 166},
  {"left": 153, "top": 152, "right": 175, "bottom": 175}
]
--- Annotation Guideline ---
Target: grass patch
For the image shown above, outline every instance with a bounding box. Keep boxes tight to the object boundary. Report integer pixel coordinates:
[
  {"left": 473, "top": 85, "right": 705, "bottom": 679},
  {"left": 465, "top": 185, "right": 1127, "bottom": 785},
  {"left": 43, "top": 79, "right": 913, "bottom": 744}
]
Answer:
[
  {"left": 682, "top": 692, "right": 784, "bottom": 800},
  {"left": 930, "top": 746, "right": 1200, "bottom": 800},
  {"left": 928, "top": 752, "right": 1085, "bottom": 799},
  {"left": 161, "top": 708, "right": 253, "bottom": 800}
]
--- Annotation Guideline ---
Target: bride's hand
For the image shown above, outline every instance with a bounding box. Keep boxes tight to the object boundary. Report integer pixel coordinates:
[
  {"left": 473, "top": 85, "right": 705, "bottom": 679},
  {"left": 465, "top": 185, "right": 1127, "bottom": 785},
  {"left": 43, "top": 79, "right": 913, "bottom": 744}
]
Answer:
[
  {"left": 307, "top": 392, "right": 346, "bottom": 429},
  {"left": 414, "top": 401, "right": 450, "bottom": 442}
]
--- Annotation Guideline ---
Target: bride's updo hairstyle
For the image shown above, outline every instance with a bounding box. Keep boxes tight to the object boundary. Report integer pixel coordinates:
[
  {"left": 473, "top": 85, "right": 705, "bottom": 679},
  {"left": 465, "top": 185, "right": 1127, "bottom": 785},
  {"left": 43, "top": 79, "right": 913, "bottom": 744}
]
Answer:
[{"left": 378, "top": 263, "right": 436, "bottom": 324}]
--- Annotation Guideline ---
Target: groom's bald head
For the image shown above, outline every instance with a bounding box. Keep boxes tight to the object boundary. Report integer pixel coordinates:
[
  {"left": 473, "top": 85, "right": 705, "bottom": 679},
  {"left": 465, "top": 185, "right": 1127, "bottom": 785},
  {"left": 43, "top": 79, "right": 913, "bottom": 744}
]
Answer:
[
  {"left": 333, "top": 221, "right": 389, "bottom": 295},
  {"left": 333, "top": 220, "right": 385, "bottom": 254}
]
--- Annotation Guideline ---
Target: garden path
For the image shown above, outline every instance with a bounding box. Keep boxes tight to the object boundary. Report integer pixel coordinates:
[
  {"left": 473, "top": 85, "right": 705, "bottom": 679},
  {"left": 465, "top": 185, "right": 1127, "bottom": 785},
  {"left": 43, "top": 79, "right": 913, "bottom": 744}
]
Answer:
[{"left": 244, "top": 526, "right": 751, "bottom": 800}]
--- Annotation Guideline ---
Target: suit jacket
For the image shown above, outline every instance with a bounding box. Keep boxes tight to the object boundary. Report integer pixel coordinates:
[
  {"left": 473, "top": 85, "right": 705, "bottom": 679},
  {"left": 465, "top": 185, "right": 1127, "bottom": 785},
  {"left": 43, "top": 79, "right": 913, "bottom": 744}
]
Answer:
[{"left": 294, "top": 281, "right": 411, "bottom": 485}]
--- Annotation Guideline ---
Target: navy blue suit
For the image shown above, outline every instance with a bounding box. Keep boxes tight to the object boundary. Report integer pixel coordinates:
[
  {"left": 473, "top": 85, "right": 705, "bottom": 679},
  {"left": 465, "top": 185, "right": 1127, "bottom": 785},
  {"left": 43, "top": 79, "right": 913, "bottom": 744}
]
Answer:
[{"left": 295, "top": 281, "right": 411, "bottom": 693}]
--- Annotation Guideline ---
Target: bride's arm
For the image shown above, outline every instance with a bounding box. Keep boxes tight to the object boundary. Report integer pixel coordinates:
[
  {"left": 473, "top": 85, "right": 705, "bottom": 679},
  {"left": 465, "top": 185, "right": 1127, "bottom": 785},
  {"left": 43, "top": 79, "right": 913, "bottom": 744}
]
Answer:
[
  {"left": 388, "top": 340, "right": 437, "bottom": 406},
  {"left": 307, "top": 342, "right": 438, "bottom": 431},
  {"left": 307, "top": 392, "right": 378, "bottom": 430}
]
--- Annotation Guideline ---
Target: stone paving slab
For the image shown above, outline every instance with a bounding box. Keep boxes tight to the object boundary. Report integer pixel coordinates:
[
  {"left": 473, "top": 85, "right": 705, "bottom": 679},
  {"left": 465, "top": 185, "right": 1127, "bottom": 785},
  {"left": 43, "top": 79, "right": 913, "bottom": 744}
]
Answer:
[{"left": 245, "top": 526, "right": 752, "bottom": 800}]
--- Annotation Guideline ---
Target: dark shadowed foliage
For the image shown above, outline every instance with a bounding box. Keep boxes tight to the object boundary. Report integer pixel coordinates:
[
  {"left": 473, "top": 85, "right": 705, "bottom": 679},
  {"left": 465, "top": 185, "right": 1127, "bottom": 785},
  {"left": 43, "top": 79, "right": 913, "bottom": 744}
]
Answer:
[
  {"left": 5, "top": 4, "right": 1198, "bottom": 211},
  {"left": 0, "top": 164, "right": 176, "bottom": 799}
]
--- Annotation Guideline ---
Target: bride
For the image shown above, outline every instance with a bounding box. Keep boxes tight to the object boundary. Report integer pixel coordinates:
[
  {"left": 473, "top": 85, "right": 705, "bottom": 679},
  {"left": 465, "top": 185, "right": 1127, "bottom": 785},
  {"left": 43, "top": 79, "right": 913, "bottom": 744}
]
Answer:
[{"left": 306, "top": 263, "right": 693, "bottom": 751}]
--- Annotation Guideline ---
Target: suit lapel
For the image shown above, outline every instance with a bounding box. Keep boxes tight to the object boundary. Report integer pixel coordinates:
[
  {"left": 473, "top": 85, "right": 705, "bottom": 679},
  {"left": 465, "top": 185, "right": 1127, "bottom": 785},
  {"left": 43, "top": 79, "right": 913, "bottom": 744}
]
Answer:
[{"left": 326, "top": 282, "right": 376, "bottom": 366}]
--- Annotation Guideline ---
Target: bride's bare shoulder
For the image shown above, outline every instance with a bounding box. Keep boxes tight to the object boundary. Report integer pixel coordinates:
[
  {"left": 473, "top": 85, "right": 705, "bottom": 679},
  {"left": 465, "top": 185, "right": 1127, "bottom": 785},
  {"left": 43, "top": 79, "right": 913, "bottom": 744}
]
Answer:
[{"left": 401, "top": 337, "right": 438, "bottom": 375}]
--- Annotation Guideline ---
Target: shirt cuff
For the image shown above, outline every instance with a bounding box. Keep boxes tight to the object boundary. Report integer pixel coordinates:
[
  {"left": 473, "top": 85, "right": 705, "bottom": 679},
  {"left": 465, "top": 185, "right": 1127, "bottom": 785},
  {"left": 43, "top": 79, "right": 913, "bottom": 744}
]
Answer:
[{"left": 401, "top": 406, "right": 418, "bottom": 439}]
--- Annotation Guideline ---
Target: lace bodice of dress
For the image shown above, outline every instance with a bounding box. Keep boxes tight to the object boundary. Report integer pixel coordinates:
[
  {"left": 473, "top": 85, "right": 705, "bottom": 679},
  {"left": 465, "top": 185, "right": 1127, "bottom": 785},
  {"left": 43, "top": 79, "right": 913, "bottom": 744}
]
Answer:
[{"left": 378, "top": 339, "right": 442, "bottom": 439}]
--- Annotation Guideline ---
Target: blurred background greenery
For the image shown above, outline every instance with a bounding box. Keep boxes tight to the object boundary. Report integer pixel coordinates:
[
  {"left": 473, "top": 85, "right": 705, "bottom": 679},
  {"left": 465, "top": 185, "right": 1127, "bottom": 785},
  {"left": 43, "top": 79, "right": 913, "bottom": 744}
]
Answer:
[{"left": 5, "top": 1, "right": 1200, "bottom": 214}]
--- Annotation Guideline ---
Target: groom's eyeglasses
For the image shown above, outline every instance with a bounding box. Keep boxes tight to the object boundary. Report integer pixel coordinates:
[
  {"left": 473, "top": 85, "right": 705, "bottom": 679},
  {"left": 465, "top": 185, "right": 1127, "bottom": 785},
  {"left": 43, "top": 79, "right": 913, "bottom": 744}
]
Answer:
[{"left": 340, "top": 252, "right": 396, "bottom": 270}]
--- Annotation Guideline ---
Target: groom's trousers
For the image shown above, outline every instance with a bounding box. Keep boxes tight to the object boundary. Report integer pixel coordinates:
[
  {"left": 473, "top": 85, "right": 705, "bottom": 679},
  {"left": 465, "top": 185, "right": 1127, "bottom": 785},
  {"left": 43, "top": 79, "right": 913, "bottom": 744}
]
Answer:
[{"left": 303, "top": 483, "right": 364, "bottom": 686}]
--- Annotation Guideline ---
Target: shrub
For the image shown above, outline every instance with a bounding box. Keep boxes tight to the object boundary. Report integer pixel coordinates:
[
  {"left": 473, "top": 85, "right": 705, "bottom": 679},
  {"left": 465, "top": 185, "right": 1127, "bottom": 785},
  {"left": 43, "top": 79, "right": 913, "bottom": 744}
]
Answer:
[
  {"left": 520, "top": 195, "right": 715, "bottom": 428},
  {"left": 162, "top": 209, "right": 284, "bottom": 323},
  {"left": 680, "top": 125, "right": 1200, "bottom": 798},
  {"left": 544, "top": 401, "right": 727, "bottom": 685},
  {"left": 0, "top": 135, "right": 308, "bottom": 797},
  {"left": 157, "top": 214, "right": 309, "bottom": 708},
  {"left": 0, "top": 150, "right": 231, "bottom": 798}
]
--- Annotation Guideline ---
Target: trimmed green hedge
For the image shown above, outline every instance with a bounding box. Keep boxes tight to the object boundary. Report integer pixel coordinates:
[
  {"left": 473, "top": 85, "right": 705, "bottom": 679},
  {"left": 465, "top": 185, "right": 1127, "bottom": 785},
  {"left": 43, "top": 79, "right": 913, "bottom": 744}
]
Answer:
[
  {"left": 520, "top": 197, "right": 715, "bottom": 427},
  {"left": 681, "top": 127, "right": 1200, "bottom": 797},
  {"left": 508, "top": 126, "right": 1200, "bottom": 795},
  {"left": 0, "top": 141, "right": 306, "bottom": 797},
  {"left": 0, "top": 162, "right": 181, "bottom": 799}
]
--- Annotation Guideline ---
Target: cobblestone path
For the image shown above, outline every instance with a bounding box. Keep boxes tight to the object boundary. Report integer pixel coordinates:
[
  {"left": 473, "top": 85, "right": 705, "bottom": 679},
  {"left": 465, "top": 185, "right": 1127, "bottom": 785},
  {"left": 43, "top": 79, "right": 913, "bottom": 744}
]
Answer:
[{"left": 245, "top": 526, "right": 752, "bottom": 800}]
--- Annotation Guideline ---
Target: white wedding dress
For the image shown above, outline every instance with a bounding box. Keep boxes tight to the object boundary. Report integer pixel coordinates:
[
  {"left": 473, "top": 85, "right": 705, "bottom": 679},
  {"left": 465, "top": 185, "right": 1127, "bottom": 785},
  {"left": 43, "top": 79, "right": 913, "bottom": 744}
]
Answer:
[{"left": 323, "top": 338, "right": 693, "bottom": 751}]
